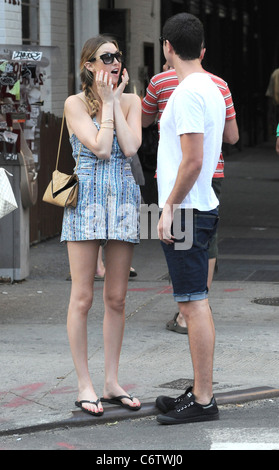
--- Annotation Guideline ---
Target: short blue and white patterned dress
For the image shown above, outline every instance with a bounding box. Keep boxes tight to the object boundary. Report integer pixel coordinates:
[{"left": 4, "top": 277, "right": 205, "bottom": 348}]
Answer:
[{"left": 61, "top": 118, "right": 140, "bottom": 244}]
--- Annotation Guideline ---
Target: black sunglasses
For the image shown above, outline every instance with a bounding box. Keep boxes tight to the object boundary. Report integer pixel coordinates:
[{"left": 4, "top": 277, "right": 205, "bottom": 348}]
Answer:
[
  {"left": 159, "top": 36, "right": 167, "bottom": 45},
  {"left": 90, "top": 51, "right": 123, "bottom": 65}
]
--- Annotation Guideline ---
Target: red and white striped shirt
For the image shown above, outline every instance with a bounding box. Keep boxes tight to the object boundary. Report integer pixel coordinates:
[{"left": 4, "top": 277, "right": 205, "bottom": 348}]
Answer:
[{"left": 142, "top": 68, "right": 236, "bottom": 178}]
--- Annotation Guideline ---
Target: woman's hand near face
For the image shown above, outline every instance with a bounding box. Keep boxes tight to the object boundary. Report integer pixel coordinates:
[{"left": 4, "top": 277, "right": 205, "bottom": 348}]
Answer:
[
  {"left": 113, "top": 68, "right": 129, "bottom": 102},
  {"left": 113, "top": 67, "right": 141, "bottom": 158},
  {"left": 95, "top": 70, "right": 114, "bottom": 104}
]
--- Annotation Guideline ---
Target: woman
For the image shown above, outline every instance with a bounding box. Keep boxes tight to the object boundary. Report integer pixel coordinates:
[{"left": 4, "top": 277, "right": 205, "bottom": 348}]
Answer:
[{"left": 61, "top": 36, "right": 142, "bottom": 416}]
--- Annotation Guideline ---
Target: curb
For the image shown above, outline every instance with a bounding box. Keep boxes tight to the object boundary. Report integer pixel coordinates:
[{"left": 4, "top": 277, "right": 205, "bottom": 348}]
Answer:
[{"left": 1, "top": 386, "right": 279, "bottom": 437}]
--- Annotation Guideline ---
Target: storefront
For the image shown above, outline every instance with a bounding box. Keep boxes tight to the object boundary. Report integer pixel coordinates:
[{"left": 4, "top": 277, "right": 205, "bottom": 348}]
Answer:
[{"left": 161, "top": 0, "right": 279, "bottom": 145}]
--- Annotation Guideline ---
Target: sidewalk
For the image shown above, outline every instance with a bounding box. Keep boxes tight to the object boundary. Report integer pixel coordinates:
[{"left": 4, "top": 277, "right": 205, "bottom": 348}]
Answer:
[{"left": 1, "top": 143, "right": 279, "bottom": 435}]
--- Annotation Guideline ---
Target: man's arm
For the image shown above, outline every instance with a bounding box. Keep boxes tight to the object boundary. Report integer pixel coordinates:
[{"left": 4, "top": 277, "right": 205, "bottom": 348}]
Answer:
[
  {"left": 166, "top": 133, "right": 203, "bottom": 205},
  {"left": 157, "top": 133, "right": 203, "bottom": 244},
  {"left": 142, "top": 77, "right": 159, "bottom": 128},
  {"left": 142, "top": 111, "right": 157, "bottom": 128},
  {"left": 223, "top": 118, "right": 239, "bottom": 144}
]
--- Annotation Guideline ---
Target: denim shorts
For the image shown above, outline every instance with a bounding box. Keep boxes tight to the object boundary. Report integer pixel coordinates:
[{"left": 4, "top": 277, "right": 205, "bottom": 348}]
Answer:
[{"left": 161, "top": 208, "right": 219, "bottom": 302}]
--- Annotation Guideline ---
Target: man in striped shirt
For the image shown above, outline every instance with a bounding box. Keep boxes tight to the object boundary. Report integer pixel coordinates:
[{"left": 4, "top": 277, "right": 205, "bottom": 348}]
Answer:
[
  {"left": 142, "top": 55, "right": 239, "bottom": 334},
  {"left": 142, "top": 63, "right": 238, "bottom": 176}
]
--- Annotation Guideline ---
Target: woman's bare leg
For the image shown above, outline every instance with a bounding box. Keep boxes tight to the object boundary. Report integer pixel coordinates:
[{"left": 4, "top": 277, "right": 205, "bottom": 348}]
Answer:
[
  {"left": 102, "top": 240, "right": 140, "bottom": 408},
  {"left": 67, "top": 240, "right": 103, "bottom": 414},
  {"left": 96, "top": 246, "right": 105, "bottom": 277}
]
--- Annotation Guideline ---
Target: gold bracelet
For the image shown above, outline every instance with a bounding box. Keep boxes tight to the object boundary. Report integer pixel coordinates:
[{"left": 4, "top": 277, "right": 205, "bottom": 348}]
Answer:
[{"left": 101, "top": 118, "right": 114, "bottom": 124}]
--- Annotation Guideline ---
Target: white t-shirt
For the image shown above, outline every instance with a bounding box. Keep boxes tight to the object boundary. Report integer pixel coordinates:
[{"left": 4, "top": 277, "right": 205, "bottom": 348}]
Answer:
[{"left": 157, "top": 72, "right": 226, "bottom": 211}]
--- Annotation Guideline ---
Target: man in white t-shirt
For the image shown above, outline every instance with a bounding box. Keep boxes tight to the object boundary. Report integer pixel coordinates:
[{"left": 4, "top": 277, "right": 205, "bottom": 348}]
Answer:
[{"left": 155, "top": 13, "right": 225, "bottom": 425}]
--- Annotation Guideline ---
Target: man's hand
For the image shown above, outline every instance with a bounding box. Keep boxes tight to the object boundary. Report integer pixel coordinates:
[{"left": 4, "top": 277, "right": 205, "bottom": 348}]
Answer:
[{"left": 157, "top": 203, "right": 175, "bottom": 244}]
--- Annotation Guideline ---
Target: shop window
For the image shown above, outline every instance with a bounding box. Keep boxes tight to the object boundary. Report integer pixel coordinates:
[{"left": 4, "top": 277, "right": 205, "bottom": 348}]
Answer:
[{"left": 22, "top": 0, "right": 39, "bottom": 45}]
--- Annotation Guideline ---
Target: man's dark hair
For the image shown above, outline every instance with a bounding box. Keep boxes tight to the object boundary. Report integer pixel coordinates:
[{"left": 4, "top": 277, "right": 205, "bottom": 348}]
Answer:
[{"left": 162, "top": 12, "right": 204, "bottom": 60}]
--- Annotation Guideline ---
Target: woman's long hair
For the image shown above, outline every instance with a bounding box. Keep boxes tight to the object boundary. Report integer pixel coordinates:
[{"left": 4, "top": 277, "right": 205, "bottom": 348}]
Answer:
[{"left": 80, "top": 35, "right": 119, "bottom": 116}]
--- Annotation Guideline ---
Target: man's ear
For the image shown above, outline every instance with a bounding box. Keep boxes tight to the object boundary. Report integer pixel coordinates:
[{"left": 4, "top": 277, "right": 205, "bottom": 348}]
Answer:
[
  {"left": 165, "top": 39, "right": 173, "bottom": 54},
  {"left": 200, "top": 48, "right": 206, "bottom": 61}
]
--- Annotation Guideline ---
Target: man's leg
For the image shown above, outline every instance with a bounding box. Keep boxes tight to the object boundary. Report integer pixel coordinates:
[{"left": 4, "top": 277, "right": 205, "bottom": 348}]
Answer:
[
  {"left": 156, "top": 209, "right": 219, "bottom": 423},
  {"left": 166, "top": 180, "right": 221, "bottom": 334},
  {"left": 179, "top": 298, "right": 215, "bottom": 404}
]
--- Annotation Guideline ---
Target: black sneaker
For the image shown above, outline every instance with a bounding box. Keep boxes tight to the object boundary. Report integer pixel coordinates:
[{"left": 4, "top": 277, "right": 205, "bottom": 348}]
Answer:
[
  {"left": 156, "top": 387, "right": 193, "bottom": 413},
  {"left": 157, "top": 390, "right": 219, "bottom": 425}
]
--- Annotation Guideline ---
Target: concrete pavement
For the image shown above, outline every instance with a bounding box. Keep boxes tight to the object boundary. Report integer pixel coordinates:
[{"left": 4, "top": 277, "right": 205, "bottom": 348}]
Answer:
[{"left": 1, "top": 142, "right": 279, "bottom": 436}]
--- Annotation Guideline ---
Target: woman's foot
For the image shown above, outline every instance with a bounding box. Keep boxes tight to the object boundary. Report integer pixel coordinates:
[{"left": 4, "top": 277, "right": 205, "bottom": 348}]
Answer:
[
  {"left": 76, "top": 387, "right": 103, "bottom": 415},
  {"left": 75, "top": 398, "right": 103, "bottom": 416},
  {"left": 102, "top": 385, "right": 141, "bottom": 410}
]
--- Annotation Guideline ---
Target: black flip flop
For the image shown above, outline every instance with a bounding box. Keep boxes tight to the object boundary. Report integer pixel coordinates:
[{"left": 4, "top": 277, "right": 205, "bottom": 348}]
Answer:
[
  {"left": 75, "top": 398, "right": 103, "bottom": 416},
  {"left": 101, "top": 394, "right": 141, "bottom": 411}
]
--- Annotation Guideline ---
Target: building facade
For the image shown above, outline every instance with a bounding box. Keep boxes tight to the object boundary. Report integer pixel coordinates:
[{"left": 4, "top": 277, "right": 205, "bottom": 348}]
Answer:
[
  {"left": 1, "top": 0, "right": 279, "bottom": 243},
  {"left": 1, "top": 0, "right": 278, "bottom": 138},
  {"left": 0, "top": 0, "right": 161, "bottom": 115}
]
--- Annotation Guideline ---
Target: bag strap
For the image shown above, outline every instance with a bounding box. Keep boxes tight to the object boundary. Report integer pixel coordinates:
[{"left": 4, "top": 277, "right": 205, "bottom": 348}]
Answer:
[
  {"left": 0, "top": 168, "right": 13, "bottom": 177},
  {"left": 55, "top": 112, "right": 82, "bottom": 173},
  {"left": 55, "top": 113, "right": 65, "bottom": 171}
]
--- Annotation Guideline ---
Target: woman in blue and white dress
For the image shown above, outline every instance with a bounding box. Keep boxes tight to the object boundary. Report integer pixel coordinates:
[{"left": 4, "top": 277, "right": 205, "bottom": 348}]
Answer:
[{"left": 62, "top": 36, "right": 142, "bottom": 416}]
